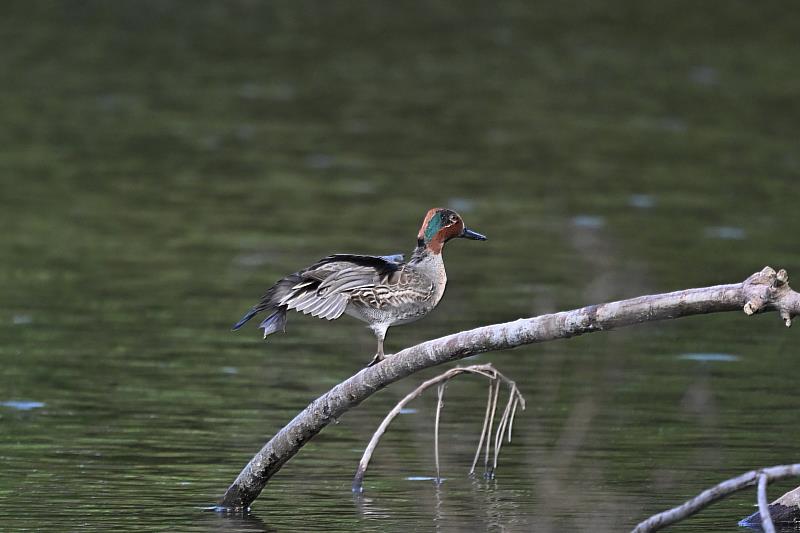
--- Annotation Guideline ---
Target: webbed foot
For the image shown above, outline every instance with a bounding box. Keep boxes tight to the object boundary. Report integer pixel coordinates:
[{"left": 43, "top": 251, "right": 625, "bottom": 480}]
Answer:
[{"left": 366, "top": 352, "right": 386, "bottom": 367}]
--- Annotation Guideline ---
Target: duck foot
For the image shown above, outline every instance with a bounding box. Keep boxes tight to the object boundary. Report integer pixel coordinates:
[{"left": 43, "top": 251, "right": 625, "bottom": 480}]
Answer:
[{"left": 366, "top": 352, "right": 389, "bottom": 367}]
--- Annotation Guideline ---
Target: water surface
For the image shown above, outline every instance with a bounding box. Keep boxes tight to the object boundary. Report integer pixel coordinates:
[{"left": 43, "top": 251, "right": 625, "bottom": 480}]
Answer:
[{"left": 2, "top": 2, "right": 799, "bottom": 531}]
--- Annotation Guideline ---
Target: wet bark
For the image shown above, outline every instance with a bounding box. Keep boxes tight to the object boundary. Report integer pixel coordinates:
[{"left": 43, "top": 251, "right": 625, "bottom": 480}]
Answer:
[{"left": 219, "top": 266, "right": 800, "bottom": 511}]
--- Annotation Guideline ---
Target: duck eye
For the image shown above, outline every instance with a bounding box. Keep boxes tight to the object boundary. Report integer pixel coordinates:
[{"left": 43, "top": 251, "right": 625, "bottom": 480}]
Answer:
[{"left": 449, "top": 214, "right": 458, "bottom": 224}]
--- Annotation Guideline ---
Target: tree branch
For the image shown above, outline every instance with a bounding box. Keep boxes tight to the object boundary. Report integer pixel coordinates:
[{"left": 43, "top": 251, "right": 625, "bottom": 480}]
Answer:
[
  {"left": 741, "top": 483, "right": 800, "bottom": 527},
  {"left": 631, "top": 464, "right": 800, "bottom": 532},
  {"left": 218, "top": 266, "right": 800, "bottom": 511}
]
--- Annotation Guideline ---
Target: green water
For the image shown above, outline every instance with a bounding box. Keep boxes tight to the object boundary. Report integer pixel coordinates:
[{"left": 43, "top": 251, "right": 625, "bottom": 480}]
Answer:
[{"left": 2, "top": 2, "right": 799, "bottom": 531}]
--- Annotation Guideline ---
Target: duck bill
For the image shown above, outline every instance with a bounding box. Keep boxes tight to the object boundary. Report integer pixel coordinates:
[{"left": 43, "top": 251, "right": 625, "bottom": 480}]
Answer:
[{"left": 460, "top": 227, "right": 487, "bottom": 241}]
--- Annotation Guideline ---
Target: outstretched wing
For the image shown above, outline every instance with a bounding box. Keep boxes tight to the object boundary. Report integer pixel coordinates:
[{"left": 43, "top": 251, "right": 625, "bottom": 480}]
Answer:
[
  {"left": 278, "top": 254, "right": 406, "bottom": 319},
  {"left": 233, "top": 253, "right": 420, "bottom": 330}
]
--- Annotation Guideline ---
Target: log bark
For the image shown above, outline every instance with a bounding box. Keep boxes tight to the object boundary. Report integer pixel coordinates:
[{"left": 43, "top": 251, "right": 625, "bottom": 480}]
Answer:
[{"left": 219, "top": 266, "right": 800, "bottom": 510}]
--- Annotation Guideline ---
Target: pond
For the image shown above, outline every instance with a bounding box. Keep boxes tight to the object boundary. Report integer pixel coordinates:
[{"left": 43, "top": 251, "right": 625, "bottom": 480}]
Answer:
[{"left": 1, "top": 2, "right": 799, "bottom": 531}]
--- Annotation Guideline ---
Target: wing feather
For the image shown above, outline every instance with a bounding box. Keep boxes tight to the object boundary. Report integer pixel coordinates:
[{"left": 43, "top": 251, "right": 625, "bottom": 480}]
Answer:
[
  {"left": 318, "top": 271, "right": 375, "bottom": 295},
  {"left": 323, "top": 296, "right": 349, "bottom": 320},
  {"left": 304, "top": 297, "right": 331, "bottom": 316}
]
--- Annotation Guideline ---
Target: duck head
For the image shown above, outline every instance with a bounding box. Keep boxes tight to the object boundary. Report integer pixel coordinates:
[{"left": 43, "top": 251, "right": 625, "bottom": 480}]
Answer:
[{"left": 417, "top": 207, "right": 487, "bottom": 254}]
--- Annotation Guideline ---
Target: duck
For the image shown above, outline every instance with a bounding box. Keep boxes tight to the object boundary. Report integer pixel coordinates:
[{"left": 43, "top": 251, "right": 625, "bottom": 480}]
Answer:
[{"left": 232, "top": 207, "right": 487, "bottom": 366}]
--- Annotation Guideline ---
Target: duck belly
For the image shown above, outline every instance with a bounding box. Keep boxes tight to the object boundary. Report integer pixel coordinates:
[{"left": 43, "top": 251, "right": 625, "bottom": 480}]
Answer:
[{"left": 344, "top": 301, "right": 433, "bottom": 328}]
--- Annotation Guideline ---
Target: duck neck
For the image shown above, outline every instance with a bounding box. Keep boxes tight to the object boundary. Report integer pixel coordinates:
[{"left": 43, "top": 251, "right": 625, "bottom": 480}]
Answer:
[
  {"left": 410, "top": 241, "right": 445, "bottom": 266},
  {"left": 410, "top": 240, "right": 433, "bottom": 263},
  {"left": 410, "top": 241, "right": 447, "bottom": 295}
]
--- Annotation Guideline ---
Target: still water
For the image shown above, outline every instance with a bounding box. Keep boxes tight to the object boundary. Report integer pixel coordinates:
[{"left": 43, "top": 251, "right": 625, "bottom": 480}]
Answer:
[{"left": 2, "top": 2, "right": 799, "bottom": 531}]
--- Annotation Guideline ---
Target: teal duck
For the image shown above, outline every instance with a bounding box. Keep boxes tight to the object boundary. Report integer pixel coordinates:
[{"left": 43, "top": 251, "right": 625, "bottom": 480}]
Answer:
[{"left": 233, "top": 207, "right": 486, "bottom": 366}]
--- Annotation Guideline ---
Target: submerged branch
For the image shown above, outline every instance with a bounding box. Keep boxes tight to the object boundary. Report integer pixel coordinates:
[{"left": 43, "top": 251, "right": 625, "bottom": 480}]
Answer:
[{"left": 219, "top": 266, "right": 800, "bottom": 510}]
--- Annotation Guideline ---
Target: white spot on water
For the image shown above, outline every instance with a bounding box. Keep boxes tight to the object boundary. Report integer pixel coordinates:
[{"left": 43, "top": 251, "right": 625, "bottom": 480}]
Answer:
[
  {"left": 1, "top": 401, "right": 45, "bottom": 410},
  {"left": 678, "top": 353, "right": 739, "bottom": 362},
  {"left": 628, "top": 194, "right": 656, "bottom": 209},
  {"left": 704, "top": 226, "right": 746, "bottom": 240},
  {"left": 306, "top": 153, "right": 334, "bottom": 170},
  {"left": 656, "top": 118, "right": 687, "bottom": 133},
  {"left": 399, "top": 408, "right": 418, "bottom": 415},
  {"left": 571, "top": 215, "right": 605, "bottom": 229},
  {"left": 689, "top": 66, "right": 718, "bottom": 87}
]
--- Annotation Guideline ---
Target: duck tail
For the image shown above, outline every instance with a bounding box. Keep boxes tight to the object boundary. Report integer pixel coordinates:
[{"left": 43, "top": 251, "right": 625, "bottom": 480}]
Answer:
[
  {"left": 232, "top": 308, "right": 260, "bottom": 331},
  {"left": 258, "top": 309, "right": 287, "bottom": 338},
  {"left": 232, "top": 306, "right": 288, "bottom": 338},
  {"left": 232, "top": 273, "right": 301, "bottom": 334}
]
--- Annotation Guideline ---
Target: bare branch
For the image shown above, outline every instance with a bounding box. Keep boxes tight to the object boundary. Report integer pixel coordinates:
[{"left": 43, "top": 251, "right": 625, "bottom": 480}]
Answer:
[
  {"left": 220, "top": 267, "right": 800, "bottom": 511},
  {"left": 741, "top": 484, "right": 800, "bottom": 526},
  {"left": 631, "top": 464, "right": 800, "bottom": 532},
  {"left": 352, "top": 364, "right": 496, "bottom": 492},
  {"left": 352, "top": 364, "right": 524, "bottom": 492},
  {"left": 757, "top": 474, "right": 775, "bottom": 533}
]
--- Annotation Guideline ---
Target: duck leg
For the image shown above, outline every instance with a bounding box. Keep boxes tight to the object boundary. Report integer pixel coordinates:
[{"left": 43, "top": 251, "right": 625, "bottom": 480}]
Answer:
[{"left": 366, "top": 325, "right": 388, "bottom": 367}]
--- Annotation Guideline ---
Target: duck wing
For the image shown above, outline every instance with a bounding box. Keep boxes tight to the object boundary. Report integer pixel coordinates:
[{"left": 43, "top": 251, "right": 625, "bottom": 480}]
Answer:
[
  {"left": 233, "top": 253, "right": 430, "bottom": 334},
  {"left": 279, "top": 254, "right": 406, "bottom": 320}
]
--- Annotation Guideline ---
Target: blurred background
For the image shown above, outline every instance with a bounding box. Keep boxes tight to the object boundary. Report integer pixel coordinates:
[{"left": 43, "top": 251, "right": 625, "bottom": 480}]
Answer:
[{"left": 1, "top": 1, "right": 799, "bottom": 531}]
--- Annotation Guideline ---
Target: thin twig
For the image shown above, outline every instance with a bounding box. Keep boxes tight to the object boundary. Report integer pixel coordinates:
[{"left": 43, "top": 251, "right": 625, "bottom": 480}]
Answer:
[
  {"left": 508, "top": 392, "right": 519, "bottom": 443},
  {"left": 434, "top": 384, "right": 445, "bottom": 484},
  {"left": 758, "top": 473, "right": 775, "bottom": 533},
  {"left": 493, "top": 388, "right": 514, "bottom": 472},
  {"left": 470, "top": 380, "right": 494, "bottom": 475},
  {"left": 484, "top": 379, "right": 501, "bottom": 476}
]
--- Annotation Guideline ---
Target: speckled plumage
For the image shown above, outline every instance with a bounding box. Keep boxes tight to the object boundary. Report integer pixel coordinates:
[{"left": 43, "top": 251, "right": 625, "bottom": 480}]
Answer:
[{"left": 233, "top": 208, "right": 486, "bottom": 366}]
